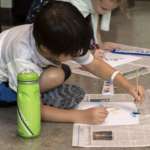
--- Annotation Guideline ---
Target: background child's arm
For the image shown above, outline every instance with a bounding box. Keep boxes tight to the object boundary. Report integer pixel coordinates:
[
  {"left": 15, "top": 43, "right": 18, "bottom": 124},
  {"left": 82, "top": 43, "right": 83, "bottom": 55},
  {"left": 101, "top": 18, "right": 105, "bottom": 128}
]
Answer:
[{"left": 101, "top": 42, "right": 126, "bottom": 51}]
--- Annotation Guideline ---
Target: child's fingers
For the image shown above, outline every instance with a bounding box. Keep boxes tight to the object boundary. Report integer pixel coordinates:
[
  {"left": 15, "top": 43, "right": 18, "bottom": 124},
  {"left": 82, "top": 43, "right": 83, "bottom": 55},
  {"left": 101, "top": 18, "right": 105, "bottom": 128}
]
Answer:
[
  {"left": 133, "top": 86, "right": 145, "bottom": 104},
  {"left": 137, "top": 86, "right": 145, "bottom": 103},
  {"left": 98, "top": 107, "right": 108, "bottom": 116}
]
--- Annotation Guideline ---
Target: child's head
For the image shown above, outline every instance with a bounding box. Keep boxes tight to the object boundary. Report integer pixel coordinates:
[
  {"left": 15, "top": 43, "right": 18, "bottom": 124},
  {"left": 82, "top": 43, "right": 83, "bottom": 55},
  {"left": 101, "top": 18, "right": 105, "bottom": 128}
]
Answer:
[
  {"left": 92, "top": 0, "right": 127, "bottom": 14},
  {"left": 33, "top": 1, "right": 92, "bottom": 62}
]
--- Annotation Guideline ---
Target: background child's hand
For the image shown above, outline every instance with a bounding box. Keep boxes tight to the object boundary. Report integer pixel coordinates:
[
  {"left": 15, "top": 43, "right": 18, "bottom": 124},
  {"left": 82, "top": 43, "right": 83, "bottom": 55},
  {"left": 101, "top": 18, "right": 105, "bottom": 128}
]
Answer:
[
  {"left": 101, "top": 42, "right": 122, "bottom": 51},
  {"left": 128, "top": 85, "right": 145, "bottom": 104},
  {"left": 80, "top": 107, "right": 108, "bottom": 124},
  {"left": 94, "top": 42, "right": 123, "bottom": 59}
]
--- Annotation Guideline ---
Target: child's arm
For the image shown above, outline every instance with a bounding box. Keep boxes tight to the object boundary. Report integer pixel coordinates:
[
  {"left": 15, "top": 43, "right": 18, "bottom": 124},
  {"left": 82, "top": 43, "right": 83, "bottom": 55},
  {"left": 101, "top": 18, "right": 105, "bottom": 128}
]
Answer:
[
  {"left": 82, "top": 57, "right": 145, "bottom": 103},
  {"left": 39, "top": 66, "right": 108, "bottom": 124},
  {"left": 41, "top": 104, "right": 108, "bottom": 124},
  {"left": 101, "top": 42, "right": 126, "bottom": 51}
]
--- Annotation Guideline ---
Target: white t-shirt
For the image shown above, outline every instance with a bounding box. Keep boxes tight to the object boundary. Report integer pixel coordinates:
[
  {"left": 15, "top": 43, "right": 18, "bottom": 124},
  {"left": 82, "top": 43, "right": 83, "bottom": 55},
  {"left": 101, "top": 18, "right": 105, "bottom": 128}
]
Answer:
[{"left": 0, "top": 24, "right": 93, "bottom": 91}]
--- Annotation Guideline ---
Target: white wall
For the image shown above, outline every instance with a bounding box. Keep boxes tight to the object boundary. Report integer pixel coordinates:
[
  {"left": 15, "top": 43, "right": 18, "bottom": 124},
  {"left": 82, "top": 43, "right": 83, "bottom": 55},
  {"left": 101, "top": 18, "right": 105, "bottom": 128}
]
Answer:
[{"left": 0, "top": 0, "right": 12, "bottom": 8}]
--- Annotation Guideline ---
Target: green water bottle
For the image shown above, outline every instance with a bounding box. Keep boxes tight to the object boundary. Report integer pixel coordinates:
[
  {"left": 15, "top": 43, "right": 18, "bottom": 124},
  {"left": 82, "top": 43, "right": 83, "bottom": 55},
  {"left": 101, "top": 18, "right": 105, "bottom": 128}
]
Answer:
[{"left": 17, "top": 71, "right": 41, "bottom": 138}]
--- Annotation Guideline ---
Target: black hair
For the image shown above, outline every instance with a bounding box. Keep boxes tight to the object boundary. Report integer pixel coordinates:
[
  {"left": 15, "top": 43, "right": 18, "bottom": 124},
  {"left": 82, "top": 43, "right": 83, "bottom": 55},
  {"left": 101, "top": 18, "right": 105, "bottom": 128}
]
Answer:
[{"left": 33, "top": 1, "right": 92, "bottom": 57}]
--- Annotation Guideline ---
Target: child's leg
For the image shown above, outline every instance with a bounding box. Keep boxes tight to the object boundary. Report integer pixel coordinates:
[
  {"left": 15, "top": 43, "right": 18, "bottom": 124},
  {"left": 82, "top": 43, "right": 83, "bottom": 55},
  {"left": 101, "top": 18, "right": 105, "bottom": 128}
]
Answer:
[
  {"left": 41, "top": 64, "right": 85, "bottom": 108},
  {"left": 40, "top": 64, "right": 72, "bottom": 92},
  {"left": 26, "top": 0, "right": 49, "bottom": 23},
  {"left": 26, "top": 0, "right": 43, "bottom": 23},
  {"left": 43, "top": 84, "right": 85, "bottom": 109}
]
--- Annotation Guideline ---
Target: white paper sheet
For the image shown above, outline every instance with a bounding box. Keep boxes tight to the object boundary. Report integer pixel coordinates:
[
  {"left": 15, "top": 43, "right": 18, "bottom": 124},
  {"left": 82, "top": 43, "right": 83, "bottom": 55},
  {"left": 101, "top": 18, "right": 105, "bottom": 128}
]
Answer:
[
  {"left": 78, "top": 102, "right": 139, "bottom": 126},
  {"left": 103, "top": 52, "right": 141, "bottom": 67},
  {"left": 72, "top": 91, "right": 150, "bottom": 147}
]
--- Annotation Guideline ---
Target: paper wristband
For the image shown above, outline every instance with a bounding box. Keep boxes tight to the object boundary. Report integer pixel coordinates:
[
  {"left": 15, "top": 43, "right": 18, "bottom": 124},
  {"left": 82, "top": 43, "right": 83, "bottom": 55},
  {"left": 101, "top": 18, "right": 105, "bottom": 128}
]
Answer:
[{"left": 110, "top": 71, "right": 120, "bottom": 82}]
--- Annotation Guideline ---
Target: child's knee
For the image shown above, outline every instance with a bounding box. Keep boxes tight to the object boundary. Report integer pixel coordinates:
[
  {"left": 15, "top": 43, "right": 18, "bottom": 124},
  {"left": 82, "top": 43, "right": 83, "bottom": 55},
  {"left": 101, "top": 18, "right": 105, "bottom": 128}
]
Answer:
[
  {"left": 45, "top": 68, "right": 65, "bottom": 85},
  {"left": 43, "top": 64, "right": 71, "bottom": 84}
]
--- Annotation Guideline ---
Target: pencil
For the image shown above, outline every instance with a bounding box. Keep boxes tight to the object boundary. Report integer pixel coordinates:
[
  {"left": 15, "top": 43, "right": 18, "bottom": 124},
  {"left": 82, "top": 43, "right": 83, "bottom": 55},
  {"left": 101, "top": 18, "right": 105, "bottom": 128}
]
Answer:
[
  {"left": 136, "top": 68, "right": 140, "bottom": 113},
  {"left": 136, "top": 69, "right": 139, "bottom": 92}
]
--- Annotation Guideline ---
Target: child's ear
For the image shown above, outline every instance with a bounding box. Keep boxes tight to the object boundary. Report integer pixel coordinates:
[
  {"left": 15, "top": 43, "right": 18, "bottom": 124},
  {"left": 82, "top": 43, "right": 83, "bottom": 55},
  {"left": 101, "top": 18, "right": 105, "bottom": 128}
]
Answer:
[
  {"left": 40, "top": 45, "right": 48, "bottom": 52},
  {"left": 39, "top": 45, "right": 52, "bottom": 58},
  {"left": 39, "top": 45, "right": 52, "bottom": 54}
]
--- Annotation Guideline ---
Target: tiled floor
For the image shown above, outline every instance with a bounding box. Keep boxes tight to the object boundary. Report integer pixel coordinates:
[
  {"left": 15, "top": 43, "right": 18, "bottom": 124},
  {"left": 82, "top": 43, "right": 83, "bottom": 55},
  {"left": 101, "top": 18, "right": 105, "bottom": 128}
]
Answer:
[
  {"left": 0, "top": 1, "right": 150, "bottom": 150},
  {"left": 101, "top": 1, "right": 150, "bottom": 48}
]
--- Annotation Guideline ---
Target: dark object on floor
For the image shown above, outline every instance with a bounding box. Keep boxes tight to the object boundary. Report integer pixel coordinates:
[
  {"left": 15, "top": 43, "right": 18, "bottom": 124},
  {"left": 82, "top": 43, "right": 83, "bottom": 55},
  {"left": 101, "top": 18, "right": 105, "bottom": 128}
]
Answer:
[
  {"left": 12, "top": 0, "right": 34, "bottom": 25},
  {"left": 0, "top": 101, "right": 16, "bottom": 107},
  {"left": 128, "top": 0, "right": 135, "bottom": 8}
]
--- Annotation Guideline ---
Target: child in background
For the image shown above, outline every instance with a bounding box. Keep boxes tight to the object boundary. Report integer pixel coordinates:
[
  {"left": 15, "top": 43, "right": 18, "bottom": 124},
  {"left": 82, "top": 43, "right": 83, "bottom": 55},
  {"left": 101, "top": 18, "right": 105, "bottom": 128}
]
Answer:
[
  {"left": 27, "top": 0, "right": 128, "bottom": 53},
  {"left": 0, "top": 1, "right": 144, "bottom": 124},
  {"left": 58, "top": 0, "right": 128, "bottom": 57}
]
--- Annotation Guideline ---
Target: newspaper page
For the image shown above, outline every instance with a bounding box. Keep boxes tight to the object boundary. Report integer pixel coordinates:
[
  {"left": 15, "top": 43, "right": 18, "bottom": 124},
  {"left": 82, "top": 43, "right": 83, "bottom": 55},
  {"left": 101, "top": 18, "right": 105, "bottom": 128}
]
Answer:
[{"left": 72, "top": 89, "right": 150, "bottom": 147}]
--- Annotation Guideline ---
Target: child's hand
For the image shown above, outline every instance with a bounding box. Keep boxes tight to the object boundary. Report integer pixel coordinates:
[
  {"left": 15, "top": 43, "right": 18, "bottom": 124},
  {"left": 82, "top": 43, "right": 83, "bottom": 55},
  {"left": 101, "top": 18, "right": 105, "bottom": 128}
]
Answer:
[
  {"left": 80, "top": 107, "right": 108, "bottom": 124},
  {"left": 128, "top": 85, "right": 145, "bottom": 104}
]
